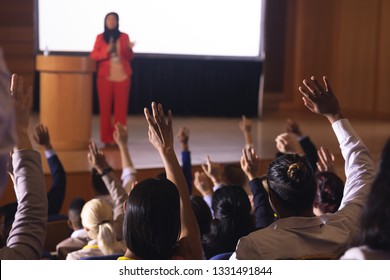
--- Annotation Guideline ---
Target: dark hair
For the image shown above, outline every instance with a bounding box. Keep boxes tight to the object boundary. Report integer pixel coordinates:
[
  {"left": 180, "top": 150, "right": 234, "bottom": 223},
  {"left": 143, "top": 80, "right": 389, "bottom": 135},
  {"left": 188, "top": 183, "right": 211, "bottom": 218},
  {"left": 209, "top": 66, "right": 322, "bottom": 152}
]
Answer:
[
  {"left": 358, "top": 138, "right": 390, "bottom": 250},
  {"left": 314, "top": 172, "right": 344, "bottom": 214},
  {"left": 190, "top": 195, "right": 212, "bottom": 237},
  {"left": 124, "top": 178, "right": 180, "bottom": 259},
  {"left": 91, "top": 168, "right": 109, "bottom": 196},
  {"left": 202, "top": 185, "right": 254, "bottom": 259},
  {"left": 68, "top": 197, "right": 86, "bottom": 229},
  {"left": 103, "top": 12, "right": 121, "bottom": 43},
  {"left": 267, "top": 153, "right": 316, "bottom": 212}
]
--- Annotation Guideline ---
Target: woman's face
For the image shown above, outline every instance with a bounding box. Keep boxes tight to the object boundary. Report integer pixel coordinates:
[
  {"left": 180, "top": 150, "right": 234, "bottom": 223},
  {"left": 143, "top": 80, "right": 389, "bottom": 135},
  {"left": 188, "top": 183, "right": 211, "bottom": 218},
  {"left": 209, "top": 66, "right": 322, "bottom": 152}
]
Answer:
[{"left": 105, "top": 14, "right": 118, "bottom": 30}]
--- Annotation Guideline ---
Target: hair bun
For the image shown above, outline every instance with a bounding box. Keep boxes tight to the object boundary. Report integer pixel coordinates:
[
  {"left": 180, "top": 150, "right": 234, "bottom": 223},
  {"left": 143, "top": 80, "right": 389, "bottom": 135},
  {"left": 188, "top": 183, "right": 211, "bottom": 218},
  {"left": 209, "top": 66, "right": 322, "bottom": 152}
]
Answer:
[{"left": 287, "top": 163, "right": 306, "bottom": 183}]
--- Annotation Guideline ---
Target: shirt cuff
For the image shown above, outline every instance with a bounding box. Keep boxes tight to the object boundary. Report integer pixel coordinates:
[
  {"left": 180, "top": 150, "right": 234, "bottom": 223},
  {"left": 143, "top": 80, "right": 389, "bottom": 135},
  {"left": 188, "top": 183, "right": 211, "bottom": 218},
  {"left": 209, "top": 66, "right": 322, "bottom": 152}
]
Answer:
[{"left": 45, "top": 149, "right": 56, "bottom": 158}]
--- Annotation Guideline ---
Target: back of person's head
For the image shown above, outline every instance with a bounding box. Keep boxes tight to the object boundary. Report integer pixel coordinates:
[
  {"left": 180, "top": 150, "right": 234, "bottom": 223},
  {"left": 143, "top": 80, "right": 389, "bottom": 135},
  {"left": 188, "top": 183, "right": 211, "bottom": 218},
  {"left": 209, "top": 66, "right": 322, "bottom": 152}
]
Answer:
[
  {"left": 203, "top": 185, "right": 254, "bottom": 258},
  {"left": 267, "top": 153, "right": 316, "bottom": 213},
  {"left": 91, "top": 168, "right": 109, "bottom": 196},
  {"left": 68, "top": 197, "right": 86, "bottom": 230},
  {"left": 0, "top": 47, "right": 14, "bottom": 193},
  {"left": 313, "top": 172, "right": 344, "bottom": 215},
  {"left": 190, "top": 195, "right": 212, "bottom": 237},
  {"left": 81, "top": 198, "right": 116, "bottom": 255},
  {"left": 359, "top": 138, "right": 390, "bottom": 250},
  {"left": 124, "top": 178, "right": 180, "bottom": 259}
]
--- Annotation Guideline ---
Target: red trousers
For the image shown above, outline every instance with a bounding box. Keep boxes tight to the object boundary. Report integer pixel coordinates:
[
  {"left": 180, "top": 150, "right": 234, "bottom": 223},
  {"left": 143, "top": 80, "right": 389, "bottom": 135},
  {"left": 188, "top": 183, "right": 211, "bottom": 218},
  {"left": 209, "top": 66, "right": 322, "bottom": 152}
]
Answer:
[{"left": 97, "top": 77, "right": 130, "bottom": 144}]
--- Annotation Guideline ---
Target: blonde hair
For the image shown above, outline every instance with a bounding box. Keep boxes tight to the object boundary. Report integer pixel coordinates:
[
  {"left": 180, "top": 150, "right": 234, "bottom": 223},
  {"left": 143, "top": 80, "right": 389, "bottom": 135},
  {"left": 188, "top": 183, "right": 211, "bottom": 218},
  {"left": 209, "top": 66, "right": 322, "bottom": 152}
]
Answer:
[{"left": 81, "top": 198, "right": 121, "bottom": 255}]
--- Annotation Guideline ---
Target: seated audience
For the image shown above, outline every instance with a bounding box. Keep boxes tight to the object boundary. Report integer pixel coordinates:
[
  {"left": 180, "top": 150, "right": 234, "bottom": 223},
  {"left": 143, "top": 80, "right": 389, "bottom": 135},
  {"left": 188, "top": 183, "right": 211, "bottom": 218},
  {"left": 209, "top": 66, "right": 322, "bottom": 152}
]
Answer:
[
  {"left": 202, "top": 185, "right": 255, "bottom": 259},
  {"left": 340, "top": 138, "right": 390, "bottom": 259},
  {"left": 0, "top": 123, "right": 66, "bottom": 235},
  {"left": 119, "top": 102, "right": 202, "bottom": 260},
  {"left": 313, "top": 146, "right": 344, "bottom": 215},
  {"left": 0, "top": 71, "right": 47, "bottom": 259},
  {"left": 66, "top": 142, "right": 127, "bottom": 260},
  {"left": 56, "top": 198, "right": 89, "bottom": 259},
  {"left": 231, "top": 76, "right": 375, "bottom": 259},
  {"left": 240, "top": 146, "right": 276, "bottom": 229}
]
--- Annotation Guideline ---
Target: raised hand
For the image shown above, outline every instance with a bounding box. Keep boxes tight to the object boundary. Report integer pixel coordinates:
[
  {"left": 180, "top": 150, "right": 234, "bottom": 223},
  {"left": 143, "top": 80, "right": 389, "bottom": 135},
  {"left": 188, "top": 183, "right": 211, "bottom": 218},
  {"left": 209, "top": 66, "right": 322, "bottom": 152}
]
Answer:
[
  {"left": 240, "top": 146, "right": 261, "bottom": 181},
  {"left": 316, "top": 146, "right": 336, "bottom": 173},
  {"left": 11, "top": 74, "right": 32, "bottom": 150},
  {"left": 33, "top": 124, "right": 52, "bottom": 150},
  {"left": 87, "top": 141, "right": 111, "bottom": 174},
  {"left": 113, "top": 123, "right": 128, "bottom": 148},
  {"left": 144, "top": 102, "right": 173, "bottom": 154},
  {"left": 275, "top": 132, "right": 304, "bottom": 155},
  {"left": 193, "top": 171, "right": 213, "bottom": 196},
  {"left": 298, "top": 76, "right": 342, "bottom": 123},
  {"left": 176, "top": 127, "right": 189, "bottom": 151},
  {"left": 286, "top": 118, "right": 303, "bottom": 137},
  {"left": 239, "top": 115, "right": 254, "bottom": 147},
  {"left": 201, "top": 155, "right": 223, "bottom": 186},
  {"left": 239, "top": 115, "right": 252, "bottom": 134}
]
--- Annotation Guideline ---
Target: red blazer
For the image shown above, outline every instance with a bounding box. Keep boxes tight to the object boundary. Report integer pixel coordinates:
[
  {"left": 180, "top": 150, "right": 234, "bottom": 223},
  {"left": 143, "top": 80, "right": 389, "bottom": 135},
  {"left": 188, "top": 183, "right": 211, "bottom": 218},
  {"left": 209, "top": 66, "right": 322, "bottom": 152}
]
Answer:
[{"left": 90, "top": 33, "right": 134, "bottom": 77}]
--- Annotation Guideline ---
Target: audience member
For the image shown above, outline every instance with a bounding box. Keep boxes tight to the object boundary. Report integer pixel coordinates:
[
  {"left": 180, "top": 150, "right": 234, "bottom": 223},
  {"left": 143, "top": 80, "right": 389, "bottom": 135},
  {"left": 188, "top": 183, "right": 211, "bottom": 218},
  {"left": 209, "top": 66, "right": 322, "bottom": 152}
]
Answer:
[
  {"left": 177, "top": 127, "right": 192, "bottom": 193},
  {"left": 190, "top": 195, "right": 212, "bottom": 239},
  {"left": 113, "top": 123, "right": 137, "bottom": 194},
  {"left": 0, "top": 124, "right": 66, "bottom": 234},
  {"left": 340, "top": 138, "right": 390, "bottom": 259},
  {"left": 202, "top": 185, "right": 255, "bottom": 259},
  {"left": 0, "top": 72, "right": 47, "bottom": 259},
  {"left": 56, "top": 198, "right": 89, "bottom": 259},
  {"left": 313, "top": 147, "right": 344, "bottom": 215},
  {"left": 231, "top": 76, "right": 375, "bottom": 259},
  {"left": 119, "top": 102, "right": 202, "bottom": 260},
  {"left": 240, "top": 146, "right": 275, "bottom": 229},
  {"left": 66, "top": 142, "right": 127, "bottom": 260}
]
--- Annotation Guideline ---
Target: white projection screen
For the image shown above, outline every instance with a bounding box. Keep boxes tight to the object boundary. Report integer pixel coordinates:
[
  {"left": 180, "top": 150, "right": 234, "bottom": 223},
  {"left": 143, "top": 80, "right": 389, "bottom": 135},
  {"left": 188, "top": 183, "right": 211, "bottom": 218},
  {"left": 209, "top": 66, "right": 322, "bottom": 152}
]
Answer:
[{"left": 35, "top": 0, "right": 265, "bottom": 59}]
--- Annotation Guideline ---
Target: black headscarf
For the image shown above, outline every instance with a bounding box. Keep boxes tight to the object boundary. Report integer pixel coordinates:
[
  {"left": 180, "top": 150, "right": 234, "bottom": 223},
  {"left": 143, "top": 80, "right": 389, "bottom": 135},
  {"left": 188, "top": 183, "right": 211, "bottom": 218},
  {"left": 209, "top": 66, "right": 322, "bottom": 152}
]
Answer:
[{"left": 103, "top": 12, "right": 121, "bottom": 44}]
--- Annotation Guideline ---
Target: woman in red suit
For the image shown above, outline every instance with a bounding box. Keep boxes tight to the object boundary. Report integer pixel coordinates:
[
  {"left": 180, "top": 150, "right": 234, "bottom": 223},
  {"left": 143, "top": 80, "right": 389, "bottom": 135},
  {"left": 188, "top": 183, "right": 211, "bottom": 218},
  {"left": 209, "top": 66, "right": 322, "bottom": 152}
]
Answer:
[{"left": 90, "top": 12, "right": 134, "bottom": 147}]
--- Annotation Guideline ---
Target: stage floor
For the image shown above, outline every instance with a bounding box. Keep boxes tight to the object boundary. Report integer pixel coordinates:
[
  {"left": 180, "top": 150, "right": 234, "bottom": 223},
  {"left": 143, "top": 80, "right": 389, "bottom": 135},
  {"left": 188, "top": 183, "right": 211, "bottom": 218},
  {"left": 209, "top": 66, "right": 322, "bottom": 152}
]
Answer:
[{"left": 30, "top": 109, "right": 390, "bottom": 175}]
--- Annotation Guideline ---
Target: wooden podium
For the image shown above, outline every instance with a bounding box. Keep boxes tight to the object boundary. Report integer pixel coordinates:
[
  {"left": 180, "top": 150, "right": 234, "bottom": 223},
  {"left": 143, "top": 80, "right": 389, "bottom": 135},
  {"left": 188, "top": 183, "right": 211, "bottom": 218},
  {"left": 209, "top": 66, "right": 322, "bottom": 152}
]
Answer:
[{"left": 36, "top": 55, "right": 96, "bottom": 150}]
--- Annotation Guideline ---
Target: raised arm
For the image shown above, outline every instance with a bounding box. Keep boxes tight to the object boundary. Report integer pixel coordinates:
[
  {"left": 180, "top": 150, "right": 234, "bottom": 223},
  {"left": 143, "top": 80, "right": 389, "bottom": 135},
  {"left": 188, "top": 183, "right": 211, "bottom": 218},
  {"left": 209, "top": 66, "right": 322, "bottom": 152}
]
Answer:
[
  {"left": 34, "top": 124, "right": 66, "bottom": 215},
  {"left": 0, "top": 74, "right": 48, "bottom": 259},
  {"left": 177, "top": 127, "right": 192, "bottom": 194},
  {"left": 286, "top": 118, "right": 318, "bottom": 171},
  {"left": 87, "top": 141, "right": 128, "bottom": 240},
  {"left": 299, "top": 76, "right": 375, "bottom": 210},
  {"left": 113, "top": 123, "right": 137, "bottom": 194},
  {"left": 240, "top": 146, "right": 274, "bottom": 229},
  {"left": 239, "top": 115, "right": 254, "bottom": 148},
  {"left": 144, "top": 102, "right": 202, "bottom": 259}
]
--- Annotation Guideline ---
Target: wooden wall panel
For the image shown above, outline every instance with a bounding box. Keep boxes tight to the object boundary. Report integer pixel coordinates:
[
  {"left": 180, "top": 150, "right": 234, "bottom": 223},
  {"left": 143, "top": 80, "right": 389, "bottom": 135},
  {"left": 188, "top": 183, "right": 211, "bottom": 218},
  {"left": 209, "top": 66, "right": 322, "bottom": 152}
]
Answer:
[
  {"left": 332, "top": 0, "right": 380, "bottom": 114},
  {"left": 376, "top": 0, "right": 390, "bottom": 116},
  {"left": 284, "top": 0, "right": 337, "bottom": 108}
]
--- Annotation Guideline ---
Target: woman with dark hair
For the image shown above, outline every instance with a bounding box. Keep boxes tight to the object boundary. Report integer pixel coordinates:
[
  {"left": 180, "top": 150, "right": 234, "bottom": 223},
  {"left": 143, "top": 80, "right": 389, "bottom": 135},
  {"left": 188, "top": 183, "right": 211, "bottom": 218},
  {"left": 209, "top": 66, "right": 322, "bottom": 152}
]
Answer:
[
  {"left": 118, "top": 102, "right": 203, "bottom": 260},
  {"left": 190, "top": 195, "right": 212, "bottom": 238},
  {"left": 313, "top": 171, "right": 344, "bottom": 215},
  {"left": 124, "top": 178, "right": 181, "bottom": 260},
  {"left": 90, "top": 12, "right": 134, "bottom": 147},
  {"left": 341, "top": 138, "right": 390, "bottom": 259},
  {"left": 231, "top": 76, "right": 375, "bottom": 260},
  {"left": 202, "top": 185, "right": 254, "bottom": 259}
]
